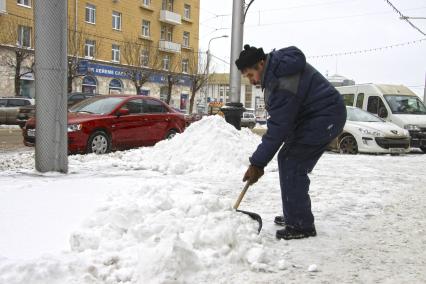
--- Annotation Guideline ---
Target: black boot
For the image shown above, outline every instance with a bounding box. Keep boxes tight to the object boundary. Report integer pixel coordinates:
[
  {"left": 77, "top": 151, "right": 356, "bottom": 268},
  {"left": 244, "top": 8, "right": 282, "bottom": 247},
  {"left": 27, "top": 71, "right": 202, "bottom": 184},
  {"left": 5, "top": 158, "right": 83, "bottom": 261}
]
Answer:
[
  {"left": 274, "top": 215, "right": 287, "bottom": 226},
  {"left": 276, "top": 225, "right": 317, "bottom": 240}
]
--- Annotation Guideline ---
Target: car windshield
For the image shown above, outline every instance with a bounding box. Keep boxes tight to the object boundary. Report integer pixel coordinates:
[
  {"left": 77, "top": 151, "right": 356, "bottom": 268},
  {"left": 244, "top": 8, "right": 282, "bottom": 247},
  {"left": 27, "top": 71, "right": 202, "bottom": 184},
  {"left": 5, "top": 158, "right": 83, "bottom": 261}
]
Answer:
[
  {"left": 69, "top": 97, "right": 125, "bottom": 114},
  {"left": 384, "top": 95, "right": 426, "bottom": 115},
  {"left": 346, "top": 107, "right": 384, "bottom": 122}
]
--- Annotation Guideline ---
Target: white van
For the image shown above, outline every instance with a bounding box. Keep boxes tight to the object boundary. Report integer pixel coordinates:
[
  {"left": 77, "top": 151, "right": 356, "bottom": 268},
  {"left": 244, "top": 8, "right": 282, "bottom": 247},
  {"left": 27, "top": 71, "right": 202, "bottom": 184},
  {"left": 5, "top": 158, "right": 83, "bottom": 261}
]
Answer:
[{"left": 336, "top": 84, "right": 426, "bottom": 152}]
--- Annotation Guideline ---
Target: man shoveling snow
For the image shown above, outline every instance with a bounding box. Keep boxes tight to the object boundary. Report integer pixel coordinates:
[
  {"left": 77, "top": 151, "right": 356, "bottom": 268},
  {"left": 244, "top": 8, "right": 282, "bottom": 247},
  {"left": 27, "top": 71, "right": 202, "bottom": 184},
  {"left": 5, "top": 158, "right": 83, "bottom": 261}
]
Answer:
[{"left": 236, "top": 45, "right": 346, "bottom": 240}]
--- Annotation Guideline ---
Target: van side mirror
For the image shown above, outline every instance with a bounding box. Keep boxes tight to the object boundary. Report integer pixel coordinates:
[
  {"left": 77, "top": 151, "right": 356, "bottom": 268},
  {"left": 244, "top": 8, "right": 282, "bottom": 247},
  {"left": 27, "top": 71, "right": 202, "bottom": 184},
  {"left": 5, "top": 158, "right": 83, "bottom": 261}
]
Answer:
[
  {"left": 378, "top": 107, "right": 388, "bottom": 118},
  {"left": 116, "top": 108, "right": 129, "bottom": 117}
]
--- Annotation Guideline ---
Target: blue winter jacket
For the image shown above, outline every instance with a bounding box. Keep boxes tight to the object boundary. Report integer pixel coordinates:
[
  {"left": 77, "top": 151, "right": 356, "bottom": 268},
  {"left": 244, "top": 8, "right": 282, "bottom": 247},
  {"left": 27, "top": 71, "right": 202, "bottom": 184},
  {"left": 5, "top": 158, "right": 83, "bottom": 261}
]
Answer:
[{"left": 249, "top": 46, "right": 346, "bottom": 168}]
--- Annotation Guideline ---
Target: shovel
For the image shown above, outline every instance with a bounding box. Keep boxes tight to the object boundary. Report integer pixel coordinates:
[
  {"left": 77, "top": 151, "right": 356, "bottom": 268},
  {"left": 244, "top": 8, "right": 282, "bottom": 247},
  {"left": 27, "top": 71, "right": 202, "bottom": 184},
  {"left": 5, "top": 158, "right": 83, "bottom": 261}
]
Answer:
[{"left": 233, "top": 181, "right": 263, "bottom": 234}]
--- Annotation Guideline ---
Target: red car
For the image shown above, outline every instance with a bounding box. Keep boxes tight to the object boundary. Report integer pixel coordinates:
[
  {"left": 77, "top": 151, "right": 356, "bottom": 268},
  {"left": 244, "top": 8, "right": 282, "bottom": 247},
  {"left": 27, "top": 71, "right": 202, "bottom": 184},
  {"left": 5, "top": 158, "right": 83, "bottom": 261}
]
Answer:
[{"left": 23, "top": 95, "right": 186, "bottom": 154}]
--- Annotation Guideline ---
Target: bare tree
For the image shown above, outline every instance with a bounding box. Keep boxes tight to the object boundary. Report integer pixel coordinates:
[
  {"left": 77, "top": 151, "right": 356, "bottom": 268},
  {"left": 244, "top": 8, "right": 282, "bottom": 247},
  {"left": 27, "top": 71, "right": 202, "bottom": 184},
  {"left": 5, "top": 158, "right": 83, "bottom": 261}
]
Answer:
[
  {"left": 159, "top": 52, "right": 182, "bottom": 105},
  {"left": 0, "top": 18, "right": 34, "bottom": 96},
  {"left": 185, "top": 51, "right": 210, "bottom": 114},
  {"left": 67, "top": 28, "right": 102, "bottom": 93},
  {"left": 121, "top": 38, "right": 161, "bottom": 94}
]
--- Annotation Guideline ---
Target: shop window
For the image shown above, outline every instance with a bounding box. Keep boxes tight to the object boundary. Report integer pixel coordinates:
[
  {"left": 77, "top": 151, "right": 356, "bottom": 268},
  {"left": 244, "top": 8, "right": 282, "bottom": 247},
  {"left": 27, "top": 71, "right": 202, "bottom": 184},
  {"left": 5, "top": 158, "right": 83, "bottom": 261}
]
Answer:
[
  {"left": 82, "top": 76, "right": 97, "bottom": 93},
  {"left": 109, "top": 79, "right": 123, "bottom": 94}
]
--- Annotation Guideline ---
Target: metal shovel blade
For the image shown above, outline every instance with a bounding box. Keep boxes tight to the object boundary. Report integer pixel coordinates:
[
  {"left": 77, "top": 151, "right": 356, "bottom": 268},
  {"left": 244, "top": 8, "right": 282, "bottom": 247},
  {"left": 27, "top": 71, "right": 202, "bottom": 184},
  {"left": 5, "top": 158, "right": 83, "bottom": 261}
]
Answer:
[
  {"left": 236, "top": 209, "right": 263, "bottom": 233},
  {"left": 234, "top": 181, "right": 263, "bottom": 234}
]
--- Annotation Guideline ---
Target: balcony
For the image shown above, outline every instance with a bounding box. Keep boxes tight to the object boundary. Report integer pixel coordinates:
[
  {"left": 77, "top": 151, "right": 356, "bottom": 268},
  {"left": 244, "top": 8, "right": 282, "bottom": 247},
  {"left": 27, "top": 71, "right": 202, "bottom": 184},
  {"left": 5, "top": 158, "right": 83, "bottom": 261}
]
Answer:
[
  {"left": 0, "top": 0, "right": 6, "bottom": 14},
  {"left": 159, "top": 10, "right": 181, "bottom": 25},
  {"left": 159, "top": 40, "right": 181, "bottom": 53}
]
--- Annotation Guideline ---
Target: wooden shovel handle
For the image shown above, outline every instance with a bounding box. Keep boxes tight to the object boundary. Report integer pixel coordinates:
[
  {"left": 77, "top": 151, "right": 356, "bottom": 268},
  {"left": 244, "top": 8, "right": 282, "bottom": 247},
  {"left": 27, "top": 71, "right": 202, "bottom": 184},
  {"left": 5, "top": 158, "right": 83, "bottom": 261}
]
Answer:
[{"left": 233, "top": 181, "right": 251, "bottom": 209}]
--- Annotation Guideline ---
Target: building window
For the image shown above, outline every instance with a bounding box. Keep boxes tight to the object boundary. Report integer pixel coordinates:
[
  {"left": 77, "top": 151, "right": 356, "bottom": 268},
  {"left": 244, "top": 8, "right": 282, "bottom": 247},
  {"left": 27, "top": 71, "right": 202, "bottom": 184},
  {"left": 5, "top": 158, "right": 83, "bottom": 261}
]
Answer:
[
  {"left": 82, "top": 76, "right": 97, "bottom": 93},
  {"left": 184, "top": 4, "right": 191, "bottom": 19},
  {"left": 112, "top": 44, "right": 120, "bottom": 63},
  {"left": 85, "top": 4, "right": 96, "bottom": 24},
  {"left": 142, "top": 0, "right": 151, "bottom": 7},
  {"left": 17, "top": 0, "right": 30, "bottom": 7},
  {"left": 162, "top": 0, "right": 173, "bottom": 11},
  {"left": 84, "top": 39, "right": 95, "bottom": 58},
  {"left": 183, "top": 31, "right": 190, "bottom": 47},
  {"left": 161, "top": 25, "right": 173, "bottom": 41},
  {"left": 182, "top": 59, "right": 189, "bottom": 73},
  {"left": 109, "top": 79, "right": 123, "bottom": 94},
  {"left": 141, "top": 48, "right": 149, "bottom": 67},
  {"left": 142, "top": 20, "right": 150, "bottom": 37},
  {"left": 162, "top": 55, "right": 170, "bottom": 70},
  {"left": 112, "top": 11, "right": 122, "bottom": 31},
  {"left": 17, "top": 25, "right": 31, "bottom": 48}
]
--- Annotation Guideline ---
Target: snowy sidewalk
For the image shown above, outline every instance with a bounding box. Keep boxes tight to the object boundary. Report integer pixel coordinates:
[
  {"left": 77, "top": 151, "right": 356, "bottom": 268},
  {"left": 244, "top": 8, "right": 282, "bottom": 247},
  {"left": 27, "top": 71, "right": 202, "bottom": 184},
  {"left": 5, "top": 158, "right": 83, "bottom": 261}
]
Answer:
[{"left": 0, "top": 116, "right": 425, "bottom": 283}]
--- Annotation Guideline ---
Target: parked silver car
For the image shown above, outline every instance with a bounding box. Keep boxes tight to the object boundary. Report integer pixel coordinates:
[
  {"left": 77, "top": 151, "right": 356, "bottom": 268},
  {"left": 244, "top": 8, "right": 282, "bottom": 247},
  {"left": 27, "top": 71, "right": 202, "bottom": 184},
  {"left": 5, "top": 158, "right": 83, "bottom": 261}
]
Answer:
[
  {"left": 241, "top": 112, "right": 256, "bottom": 129},
  {"left": 0, "top": 97, "right": 34, "bottom": 125}
]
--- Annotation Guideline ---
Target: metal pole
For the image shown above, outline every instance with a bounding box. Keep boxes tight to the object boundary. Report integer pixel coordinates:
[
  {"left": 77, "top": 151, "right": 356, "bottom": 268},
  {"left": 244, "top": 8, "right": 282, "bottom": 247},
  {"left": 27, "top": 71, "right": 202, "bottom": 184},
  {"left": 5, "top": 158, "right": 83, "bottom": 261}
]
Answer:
[
  {"left": 229, "top": 0, "right": 244, "bottom": 103},
  {"left": 34, "top": 0, "right": 68, "bottom": 173},
  {"left": 204, "top": 35, "right": 228, "bottom": 113}
]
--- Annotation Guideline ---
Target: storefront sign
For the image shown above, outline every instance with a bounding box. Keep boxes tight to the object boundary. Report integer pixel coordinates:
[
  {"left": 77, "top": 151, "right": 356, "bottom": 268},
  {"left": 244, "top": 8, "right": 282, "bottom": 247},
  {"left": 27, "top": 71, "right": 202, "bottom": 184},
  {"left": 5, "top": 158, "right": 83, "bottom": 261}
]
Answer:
[{"left": 78, "top": 61, "right": 192, "bottom": 86}]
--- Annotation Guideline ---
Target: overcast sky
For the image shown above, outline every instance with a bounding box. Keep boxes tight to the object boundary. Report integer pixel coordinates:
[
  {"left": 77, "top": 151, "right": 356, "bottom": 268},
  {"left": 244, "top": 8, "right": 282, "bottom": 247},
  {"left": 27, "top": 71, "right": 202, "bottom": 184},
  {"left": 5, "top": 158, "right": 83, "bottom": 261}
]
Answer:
[{"left": 199, "top": 0, "right": 426, "bottom": 98}]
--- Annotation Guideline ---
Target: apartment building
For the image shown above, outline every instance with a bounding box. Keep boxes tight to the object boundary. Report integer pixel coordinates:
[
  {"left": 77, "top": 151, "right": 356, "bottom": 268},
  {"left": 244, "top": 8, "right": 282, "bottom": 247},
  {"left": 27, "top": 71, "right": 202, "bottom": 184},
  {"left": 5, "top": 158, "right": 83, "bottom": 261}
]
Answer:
[{"left": 0, "top": 0, "right": 200, "bottom": 111}]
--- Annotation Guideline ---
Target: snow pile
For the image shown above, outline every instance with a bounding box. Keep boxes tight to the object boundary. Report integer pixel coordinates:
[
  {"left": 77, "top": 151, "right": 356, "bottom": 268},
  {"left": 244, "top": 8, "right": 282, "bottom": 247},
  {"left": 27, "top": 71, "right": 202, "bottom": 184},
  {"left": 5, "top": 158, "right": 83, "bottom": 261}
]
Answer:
[
  {"left": 0, "top": 180, "right": 268, "bottom": 283},
  {"left": 0, "top": 151, "right": 34, "bottom": 171},
  {"left": 76, "top": 115, "right": 262, "bottom": 175},
  {"left": 0, "top": 125, "right": 20, "bottom": 129},
  {"left": 1, "top": 116, "right": 261, "bottom": 174}
]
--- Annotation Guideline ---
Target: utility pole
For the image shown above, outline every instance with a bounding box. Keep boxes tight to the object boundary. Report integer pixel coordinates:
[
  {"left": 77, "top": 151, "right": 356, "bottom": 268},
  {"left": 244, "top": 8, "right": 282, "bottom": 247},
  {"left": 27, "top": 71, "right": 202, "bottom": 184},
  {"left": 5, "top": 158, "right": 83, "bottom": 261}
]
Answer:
[
  {"left": 229, "top": 0, "right": 245, "bottom": 104},
  {"left": 205, "top": 35, "right": 228, "bottom": 112},
  {"left": 34, "top": 0, "right": 68, "bottom": 173},
  {"left": 222, "top": 0, "right": 254, "bottom": 130}
]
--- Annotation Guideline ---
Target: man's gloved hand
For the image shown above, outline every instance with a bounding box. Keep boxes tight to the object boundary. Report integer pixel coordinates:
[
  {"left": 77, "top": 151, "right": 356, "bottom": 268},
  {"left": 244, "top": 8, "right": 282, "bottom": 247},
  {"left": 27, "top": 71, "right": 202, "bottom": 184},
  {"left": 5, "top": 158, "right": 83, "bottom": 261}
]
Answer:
[{"left": 243, "top": 165, "right": 264, "bottom": 185}]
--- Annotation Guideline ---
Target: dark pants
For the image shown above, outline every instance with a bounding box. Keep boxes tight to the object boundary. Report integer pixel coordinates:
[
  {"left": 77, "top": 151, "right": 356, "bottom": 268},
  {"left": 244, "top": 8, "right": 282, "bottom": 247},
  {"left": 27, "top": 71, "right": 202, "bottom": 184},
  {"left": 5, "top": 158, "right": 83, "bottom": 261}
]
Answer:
[{"left": 277, "top": 142, "right": 330, "bottom": 229}]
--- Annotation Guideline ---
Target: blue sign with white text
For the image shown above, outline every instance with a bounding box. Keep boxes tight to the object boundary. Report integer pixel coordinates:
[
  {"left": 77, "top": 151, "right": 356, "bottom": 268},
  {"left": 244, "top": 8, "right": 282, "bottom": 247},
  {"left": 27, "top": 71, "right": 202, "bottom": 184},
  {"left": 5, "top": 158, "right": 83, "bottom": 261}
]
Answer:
[{"left": 78, "top": 62, "right": 192, "bottom": 86}]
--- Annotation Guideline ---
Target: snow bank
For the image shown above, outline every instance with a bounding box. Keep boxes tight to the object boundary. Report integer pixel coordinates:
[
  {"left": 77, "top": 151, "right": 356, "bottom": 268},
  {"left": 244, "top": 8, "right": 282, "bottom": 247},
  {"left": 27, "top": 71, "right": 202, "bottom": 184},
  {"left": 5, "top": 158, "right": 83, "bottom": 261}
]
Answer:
[
  {"left": 0, "top": 125, "right": 20, "bottom": 129},
  {"left": 72, "top": 115, "right": 261, "bottom": 176},
  {"left": 0, "top": 180, "right": 267, "bottom": 283}
]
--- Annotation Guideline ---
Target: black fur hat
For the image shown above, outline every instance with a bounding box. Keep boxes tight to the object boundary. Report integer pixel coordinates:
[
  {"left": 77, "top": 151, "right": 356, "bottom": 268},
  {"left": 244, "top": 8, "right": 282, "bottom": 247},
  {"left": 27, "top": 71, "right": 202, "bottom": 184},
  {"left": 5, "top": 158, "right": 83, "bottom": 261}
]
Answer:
[{"left": 235, "top": 44, "right": 266, "bottom": 70}]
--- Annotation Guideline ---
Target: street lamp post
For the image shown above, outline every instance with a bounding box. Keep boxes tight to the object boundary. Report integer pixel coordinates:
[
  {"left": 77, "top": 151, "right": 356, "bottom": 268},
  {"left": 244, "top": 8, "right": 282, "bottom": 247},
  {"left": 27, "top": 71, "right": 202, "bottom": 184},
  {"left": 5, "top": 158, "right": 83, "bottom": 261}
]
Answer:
[{"left": 204, "top": 35, "right": 228, "bottom": 112}]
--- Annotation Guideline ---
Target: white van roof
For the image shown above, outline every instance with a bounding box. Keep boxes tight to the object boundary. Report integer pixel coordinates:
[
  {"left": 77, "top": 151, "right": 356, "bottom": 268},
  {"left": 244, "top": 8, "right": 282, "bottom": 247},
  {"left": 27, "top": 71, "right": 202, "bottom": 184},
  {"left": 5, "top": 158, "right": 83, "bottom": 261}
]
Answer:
[{"left": 336, "top": 83, "right": 417, "bottom": 96}]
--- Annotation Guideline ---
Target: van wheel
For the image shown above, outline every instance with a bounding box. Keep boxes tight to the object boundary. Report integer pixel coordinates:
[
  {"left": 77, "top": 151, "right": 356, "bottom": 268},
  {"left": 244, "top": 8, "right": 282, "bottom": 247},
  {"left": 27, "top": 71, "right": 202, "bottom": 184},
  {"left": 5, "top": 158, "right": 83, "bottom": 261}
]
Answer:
[
  {"left": 420, "top": 147, "right": 426, "bottom": 153},
  {"left": 165, "top": 130, "right": 177, "bottom": 140},
  {"left": 339, "top": 135, "right": 358, "bottom": 154},
  {"left": 87, "top": 131, "right": 111, "bottom": 154},
  {"left": 248, "top": 123, "right": 256, "bottom": 129}
]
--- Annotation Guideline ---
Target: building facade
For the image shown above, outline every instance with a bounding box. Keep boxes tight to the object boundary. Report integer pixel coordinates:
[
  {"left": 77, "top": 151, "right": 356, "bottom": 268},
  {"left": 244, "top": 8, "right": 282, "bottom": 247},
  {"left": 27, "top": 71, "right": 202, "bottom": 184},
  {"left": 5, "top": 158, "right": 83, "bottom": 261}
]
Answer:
[
  {"left": 199, "top": 73, "right": 266, "bottom": 117},
  {"left": 0, "top": 0, "right": 200, "bottom": 112}
]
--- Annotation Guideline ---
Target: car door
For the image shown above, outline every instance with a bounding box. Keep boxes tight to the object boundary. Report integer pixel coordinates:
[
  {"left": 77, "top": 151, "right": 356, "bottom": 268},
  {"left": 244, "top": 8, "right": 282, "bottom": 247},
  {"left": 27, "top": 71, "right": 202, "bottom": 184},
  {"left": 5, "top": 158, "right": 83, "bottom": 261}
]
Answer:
[
  {"left": 6, "top": 99, "right": 27, "bottom": 124},
  {"left": 0, "top": 99, "right": 7, "bottom": 124},
  {"left": 142, "top": 99, "right": 170, "bottom": 145},
  {"left": 112, "top": 98, "right": 148, "bottom": 148}
]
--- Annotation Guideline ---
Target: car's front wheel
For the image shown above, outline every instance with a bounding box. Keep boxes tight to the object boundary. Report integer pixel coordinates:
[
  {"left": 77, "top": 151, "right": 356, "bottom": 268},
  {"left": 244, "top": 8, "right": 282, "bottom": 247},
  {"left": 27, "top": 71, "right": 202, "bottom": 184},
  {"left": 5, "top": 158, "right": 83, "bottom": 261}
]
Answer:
[
  {"left": 87, "top": 131, "right": 111, "bottom": 154},
  {"left": 339, "top": 135, "right": 358, "bottom": 154},
  {"left": 165, "top": 130, "right": 177, "bottom": 140},
  {"left": 420, "top": 146, "right": 426, "bottom": 153}
]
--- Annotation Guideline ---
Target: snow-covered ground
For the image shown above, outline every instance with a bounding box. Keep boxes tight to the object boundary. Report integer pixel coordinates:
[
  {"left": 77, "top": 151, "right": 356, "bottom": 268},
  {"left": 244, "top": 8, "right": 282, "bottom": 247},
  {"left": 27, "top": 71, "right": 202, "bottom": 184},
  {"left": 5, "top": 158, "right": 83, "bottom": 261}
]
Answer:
[{"left": 0, "top": 116, "right": 425, "bottom": 283}]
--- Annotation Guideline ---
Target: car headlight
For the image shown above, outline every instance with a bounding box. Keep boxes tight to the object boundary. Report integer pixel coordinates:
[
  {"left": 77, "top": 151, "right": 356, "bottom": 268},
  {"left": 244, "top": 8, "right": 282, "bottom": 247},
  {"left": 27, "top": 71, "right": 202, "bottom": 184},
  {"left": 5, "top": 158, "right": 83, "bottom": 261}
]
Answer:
[
  {"left": 358, "top": 128, "right": 383, "bottom": 137},
  {"left": 67, "top": 124, "right": 82, "bottom": 132},
  {"left": 404, "top": 124, "right": 420, "bottom": 131}
]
